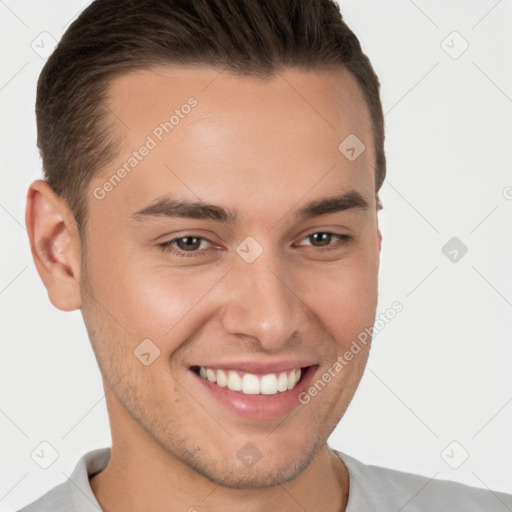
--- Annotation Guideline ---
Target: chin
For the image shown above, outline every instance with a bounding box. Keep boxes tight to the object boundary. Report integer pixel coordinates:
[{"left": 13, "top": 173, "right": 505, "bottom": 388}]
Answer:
[{"left": 189, "top": 453, "right": 312, "bottom": 489}]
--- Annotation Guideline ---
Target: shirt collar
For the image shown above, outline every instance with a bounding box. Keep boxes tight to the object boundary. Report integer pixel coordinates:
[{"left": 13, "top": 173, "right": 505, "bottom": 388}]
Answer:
[{"left": 67, "top": 447, "right": 111, "bottom": 511}]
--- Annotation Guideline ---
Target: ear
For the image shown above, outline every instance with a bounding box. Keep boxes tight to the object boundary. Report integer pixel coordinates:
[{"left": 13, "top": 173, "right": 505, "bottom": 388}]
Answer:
[
  {"left": 25, "top": 179, "right": 83, "bottom": 311},
  {"left": 374, "top": 207, "right": 383, "bottom": 254},
  {"left": 375, "top": 196, "right": 383, "bottom": 253}
]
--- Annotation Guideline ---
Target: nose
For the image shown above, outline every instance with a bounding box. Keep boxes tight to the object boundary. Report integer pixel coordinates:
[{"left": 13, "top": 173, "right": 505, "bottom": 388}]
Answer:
[{"left": 220, "top": 252, "right": 303, "bottom": 352}]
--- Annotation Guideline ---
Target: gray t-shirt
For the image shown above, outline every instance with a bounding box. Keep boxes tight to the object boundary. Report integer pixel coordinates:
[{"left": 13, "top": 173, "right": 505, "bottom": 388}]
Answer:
[{"left": 17, "top": 447, "right": 512, "bottom": 511}]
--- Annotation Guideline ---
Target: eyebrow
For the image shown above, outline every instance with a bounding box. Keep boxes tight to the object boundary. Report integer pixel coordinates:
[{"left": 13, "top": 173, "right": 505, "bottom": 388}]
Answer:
[{"left": 130, "top": 190, "right": 369, "bottom": 224}]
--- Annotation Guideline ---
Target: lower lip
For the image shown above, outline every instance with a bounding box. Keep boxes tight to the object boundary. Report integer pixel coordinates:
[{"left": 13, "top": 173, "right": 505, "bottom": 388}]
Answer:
[{"left": 190, "top": 365, "right": 319, "bottom": 420}]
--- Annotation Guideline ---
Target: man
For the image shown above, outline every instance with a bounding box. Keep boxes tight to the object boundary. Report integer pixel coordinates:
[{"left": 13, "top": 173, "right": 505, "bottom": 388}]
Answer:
[{"left": 21, "top": 0, "right": 512, "bottom": 510}]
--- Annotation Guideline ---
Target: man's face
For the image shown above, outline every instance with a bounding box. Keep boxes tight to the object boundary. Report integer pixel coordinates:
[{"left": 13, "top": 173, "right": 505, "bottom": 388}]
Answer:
[{"left": 80, "top": 65, "right": 381, "bottom": 487}]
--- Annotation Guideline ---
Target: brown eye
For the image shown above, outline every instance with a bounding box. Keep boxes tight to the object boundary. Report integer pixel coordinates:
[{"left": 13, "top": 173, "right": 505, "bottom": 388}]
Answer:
[
  {"left": 308, "top": 233, "right": 334, "bottom": 247},
  {"left": 174, "top": 236, "right": 203, "bottom": 252},
  {"left": 159, "top": 235, "right": 213, "bottom": 258},
  {"left": 298, "top": 232, "right": 353, "bottom": 249}
]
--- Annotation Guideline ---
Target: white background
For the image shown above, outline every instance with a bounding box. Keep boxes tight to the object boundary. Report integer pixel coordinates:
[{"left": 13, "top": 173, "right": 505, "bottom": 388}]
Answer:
[{"left": 1, "top": 0, "right": 511, "bottom": 510}]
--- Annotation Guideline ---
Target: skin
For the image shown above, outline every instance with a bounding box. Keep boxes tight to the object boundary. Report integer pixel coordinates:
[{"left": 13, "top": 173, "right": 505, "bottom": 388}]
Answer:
[{"left": 26, "top": 65, "right": 382, "bottom": 512}]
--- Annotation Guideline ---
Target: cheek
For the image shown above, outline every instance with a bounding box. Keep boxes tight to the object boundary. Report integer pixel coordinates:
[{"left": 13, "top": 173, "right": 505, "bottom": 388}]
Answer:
[
  {"left": 294, "top": 254, "right": 379, "bottom": 342},
  {"left": 84, "top": 225, "right": 379, "bottom": 353},
  {"left": 92, "top": 247, "right": 228, "bottom": 347}
]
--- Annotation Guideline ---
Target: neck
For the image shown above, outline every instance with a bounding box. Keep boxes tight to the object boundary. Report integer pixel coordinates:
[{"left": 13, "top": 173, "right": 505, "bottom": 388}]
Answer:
[
  {"left": 90, "top": 388, "right": 349, "bottom": 512},
  {"left": 90, "top": 438, "right": 349, "bottom": 512}
]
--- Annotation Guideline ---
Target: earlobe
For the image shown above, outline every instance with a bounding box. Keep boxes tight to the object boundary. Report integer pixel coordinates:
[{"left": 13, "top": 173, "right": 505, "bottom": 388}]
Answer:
[{"left": 25, "top": 179, "right": 83, "bottom": 311}]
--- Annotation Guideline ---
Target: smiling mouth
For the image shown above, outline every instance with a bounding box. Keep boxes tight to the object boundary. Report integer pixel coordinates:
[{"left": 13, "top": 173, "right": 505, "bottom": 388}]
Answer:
[{"left": 190, "top": 365, "right": 312, "bottom": 396}]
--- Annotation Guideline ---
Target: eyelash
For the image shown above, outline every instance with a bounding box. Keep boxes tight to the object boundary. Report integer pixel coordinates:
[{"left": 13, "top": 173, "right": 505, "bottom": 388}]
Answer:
[{"left": 158, "top": 232, "right": 354, "bottom": 258}]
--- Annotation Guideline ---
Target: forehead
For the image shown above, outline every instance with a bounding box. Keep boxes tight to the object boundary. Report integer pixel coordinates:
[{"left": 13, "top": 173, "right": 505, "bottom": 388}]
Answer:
[
  {"left": 91, "top": 65, "right": 376, "bottom": 224},
  {"left": 105, "top": 64, "right": 372, "bottom": 145}
]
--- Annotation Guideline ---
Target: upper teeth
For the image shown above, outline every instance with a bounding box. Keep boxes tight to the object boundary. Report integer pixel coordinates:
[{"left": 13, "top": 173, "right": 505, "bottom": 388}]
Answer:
[{"left": 198, "top": 366, "right": 302, "bottom": 395}]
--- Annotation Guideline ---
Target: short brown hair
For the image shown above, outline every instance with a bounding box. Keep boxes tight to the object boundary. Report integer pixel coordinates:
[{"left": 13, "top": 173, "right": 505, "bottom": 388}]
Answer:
[{"left": 36, "top": 0, "right": 386, "bottom": 235}]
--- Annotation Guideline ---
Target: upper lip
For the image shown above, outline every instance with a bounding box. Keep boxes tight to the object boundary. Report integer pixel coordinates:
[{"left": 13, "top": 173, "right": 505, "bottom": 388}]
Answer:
[{"left": 191, "top": 360, "right": 317, "bottom": 375}]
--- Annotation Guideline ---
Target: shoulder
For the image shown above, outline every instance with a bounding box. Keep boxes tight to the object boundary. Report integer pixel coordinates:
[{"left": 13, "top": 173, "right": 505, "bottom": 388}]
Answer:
[
  {"left": 335, "top": 450, "right": 512, "bottom": 511},
  {"left": 16, "top": 447, "right": 110, "bottom": 512},
  {"left": 16, "top": 480, "right": 74, "bottom": 512}
]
